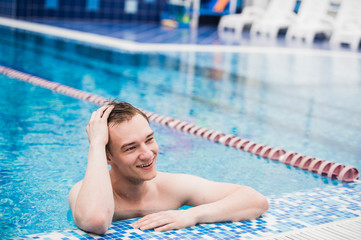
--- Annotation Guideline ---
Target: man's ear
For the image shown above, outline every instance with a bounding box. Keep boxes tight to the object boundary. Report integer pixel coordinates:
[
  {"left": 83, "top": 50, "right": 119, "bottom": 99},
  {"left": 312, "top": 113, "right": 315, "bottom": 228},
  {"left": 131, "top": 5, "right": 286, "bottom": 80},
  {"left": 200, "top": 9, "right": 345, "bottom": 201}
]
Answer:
[{"left": 105, "top": 145, "right": 112, "bottom": 165}]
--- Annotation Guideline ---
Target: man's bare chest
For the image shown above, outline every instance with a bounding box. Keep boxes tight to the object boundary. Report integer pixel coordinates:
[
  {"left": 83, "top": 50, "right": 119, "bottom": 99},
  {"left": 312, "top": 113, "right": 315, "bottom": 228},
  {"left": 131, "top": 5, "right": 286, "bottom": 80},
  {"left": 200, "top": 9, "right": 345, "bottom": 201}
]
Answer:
[{"left": 112, "top": 192, "right": 183, "bottom": 221}]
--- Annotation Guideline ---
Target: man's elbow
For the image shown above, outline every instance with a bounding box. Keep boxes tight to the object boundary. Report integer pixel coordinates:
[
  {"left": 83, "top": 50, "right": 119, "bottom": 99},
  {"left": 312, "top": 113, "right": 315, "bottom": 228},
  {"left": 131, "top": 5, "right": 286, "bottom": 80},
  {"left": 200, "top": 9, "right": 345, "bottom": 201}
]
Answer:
[
  {"left": 75, "top": 213, "right": 111, "bottom": 235},
  {"left": 258, "top": 195, "right": 269, "bottom": 214},
  {"left": 243, "top": 187, "right": 269, "bottom": 218}
]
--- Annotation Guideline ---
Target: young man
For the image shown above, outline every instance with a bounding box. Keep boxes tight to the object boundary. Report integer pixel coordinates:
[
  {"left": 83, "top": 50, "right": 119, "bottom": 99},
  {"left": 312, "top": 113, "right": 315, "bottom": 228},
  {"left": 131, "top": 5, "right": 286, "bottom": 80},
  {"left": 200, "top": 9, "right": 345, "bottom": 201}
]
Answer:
[{"left": 68, "top": 101, "right": 269, "bottom": 235}]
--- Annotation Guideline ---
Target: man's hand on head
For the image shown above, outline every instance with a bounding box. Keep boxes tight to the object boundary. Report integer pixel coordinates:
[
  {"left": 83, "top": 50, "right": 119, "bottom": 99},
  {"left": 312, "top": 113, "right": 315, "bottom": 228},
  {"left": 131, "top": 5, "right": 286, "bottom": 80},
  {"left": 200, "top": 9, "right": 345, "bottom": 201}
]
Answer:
[{"left": 86, "top": 105, "right": 114, "bottom": 146}]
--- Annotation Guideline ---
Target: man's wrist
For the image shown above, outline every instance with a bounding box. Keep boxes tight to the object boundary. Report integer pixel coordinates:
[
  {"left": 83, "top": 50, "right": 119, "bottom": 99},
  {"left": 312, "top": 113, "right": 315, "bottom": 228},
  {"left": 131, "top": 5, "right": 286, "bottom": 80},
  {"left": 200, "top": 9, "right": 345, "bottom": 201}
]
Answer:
[
  {"left": 89, "top": 141, "right": 107, "bottom": 149},
  {"left": 88, "top": 143, "right": 108, "bottom": 163},
  {"left": 186, "top": 205, "right": 205, "bottom": 225}
]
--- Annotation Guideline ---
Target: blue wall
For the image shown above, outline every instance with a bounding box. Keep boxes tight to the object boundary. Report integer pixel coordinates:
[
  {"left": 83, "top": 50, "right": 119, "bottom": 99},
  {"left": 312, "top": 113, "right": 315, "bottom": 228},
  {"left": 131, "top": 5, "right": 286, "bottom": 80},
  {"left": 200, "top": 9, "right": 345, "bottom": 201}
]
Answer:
[
  {"left": 0, "top": 0, "right": 167, "bottom": 23},
  {"left": 0, "top": 0, "right": 15, "bottom": 17}
]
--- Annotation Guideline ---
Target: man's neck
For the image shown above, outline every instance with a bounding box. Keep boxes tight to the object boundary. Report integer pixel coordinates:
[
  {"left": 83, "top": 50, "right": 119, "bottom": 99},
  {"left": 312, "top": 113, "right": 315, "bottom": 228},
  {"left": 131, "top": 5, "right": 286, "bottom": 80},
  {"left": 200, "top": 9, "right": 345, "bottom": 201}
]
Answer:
[{"left": 109, "top": 170, "right": 152, "bottom": 202}]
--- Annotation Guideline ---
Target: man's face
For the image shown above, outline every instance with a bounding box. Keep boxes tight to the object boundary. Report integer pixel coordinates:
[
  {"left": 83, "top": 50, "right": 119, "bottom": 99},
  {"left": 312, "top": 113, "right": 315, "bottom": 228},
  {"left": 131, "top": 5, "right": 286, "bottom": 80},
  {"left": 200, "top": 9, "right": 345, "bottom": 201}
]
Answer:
[{"left": 107, "top": 114, "right": 159, "bottom": 183}]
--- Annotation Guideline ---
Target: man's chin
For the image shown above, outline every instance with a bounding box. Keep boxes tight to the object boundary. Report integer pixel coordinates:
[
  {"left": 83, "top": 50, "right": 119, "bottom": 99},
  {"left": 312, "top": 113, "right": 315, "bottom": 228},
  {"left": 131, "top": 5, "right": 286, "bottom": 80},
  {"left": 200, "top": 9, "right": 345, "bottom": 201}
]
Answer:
[{"left": 145, "top": 170, "right": 157, "bottom": 181}]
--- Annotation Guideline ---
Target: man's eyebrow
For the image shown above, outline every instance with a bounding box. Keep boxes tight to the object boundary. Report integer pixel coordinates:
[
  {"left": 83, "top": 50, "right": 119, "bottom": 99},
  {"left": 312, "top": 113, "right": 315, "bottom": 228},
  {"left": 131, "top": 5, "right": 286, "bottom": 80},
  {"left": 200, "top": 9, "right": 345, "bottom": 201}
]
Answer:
[
  {"left": 121, "top": 142, "right": 136, "bottom": 150},
  {"left": 120, "top": 132, "right": 154, "bottom": 150},
  {"left": 146, "top": 132, "right": 154, "bottom": 138}
]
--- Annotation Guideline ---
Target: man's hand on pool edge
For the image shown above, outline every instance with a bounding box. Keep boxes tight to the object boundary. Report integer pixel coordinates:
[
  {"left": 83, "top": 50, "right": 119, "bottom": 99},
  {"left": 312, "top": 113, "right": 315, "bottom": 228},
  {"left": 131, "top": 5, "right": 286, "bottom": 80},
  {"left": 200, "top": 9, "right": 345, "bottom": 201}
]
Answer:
[{"left": 132, "top": 209, "right": 196, "bottom": 232}]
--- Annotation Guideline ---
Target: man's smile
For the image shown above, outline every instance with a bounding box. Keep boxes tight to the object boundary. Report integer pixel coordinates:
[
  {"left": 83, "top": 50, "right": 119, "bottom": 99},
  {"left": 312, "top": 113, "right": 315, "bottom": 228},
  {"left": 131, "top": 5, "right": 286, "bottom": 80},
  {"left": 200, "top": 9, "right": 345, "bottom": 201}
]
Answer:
[{"left": 136, "top": 157, "right": 155, "bottom": 168}]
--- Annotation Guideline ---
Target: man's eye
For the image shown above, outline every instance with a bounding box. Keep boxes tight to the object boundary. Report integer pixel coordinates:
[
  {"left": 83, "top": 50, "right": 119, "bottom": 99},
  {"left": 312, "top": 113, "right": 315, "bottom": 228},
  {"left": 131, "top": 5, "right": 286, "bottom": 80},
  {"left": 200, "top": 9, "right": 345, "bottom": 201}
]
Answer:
[
  {"left": 125, "top": 146, "right": 136, "bottom": 152},
  {"left": 146, "top": 137, "right": 153, "bottom": 143}
]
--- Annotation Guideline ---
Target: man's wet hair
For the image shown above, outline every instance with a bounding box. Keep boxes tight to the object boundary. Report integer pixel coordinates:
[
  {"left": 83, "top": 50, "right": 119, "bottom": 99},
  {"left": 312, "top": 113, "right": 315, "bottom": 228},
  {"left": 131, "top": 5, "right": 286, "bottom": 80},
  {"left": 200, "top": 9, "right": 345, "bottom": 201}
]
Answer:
[{"left": 107, "top": 101, "right": 149, "bottom": 127}]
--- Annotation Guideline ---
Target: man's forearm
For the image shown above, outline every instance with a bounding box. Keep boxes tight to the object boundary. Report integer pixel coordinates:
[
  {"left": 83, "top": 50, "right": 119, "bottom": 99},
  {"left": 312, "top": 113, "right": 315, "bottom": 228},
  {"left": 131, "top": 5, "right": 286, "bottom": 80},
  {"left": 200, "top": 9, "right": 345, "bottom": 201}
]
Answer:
[
  {"left": 188, "top": 186, "right": 268, "bottom": 224},
  {"left": 74, "top": 144, "right": 114, "bottom": 234}
]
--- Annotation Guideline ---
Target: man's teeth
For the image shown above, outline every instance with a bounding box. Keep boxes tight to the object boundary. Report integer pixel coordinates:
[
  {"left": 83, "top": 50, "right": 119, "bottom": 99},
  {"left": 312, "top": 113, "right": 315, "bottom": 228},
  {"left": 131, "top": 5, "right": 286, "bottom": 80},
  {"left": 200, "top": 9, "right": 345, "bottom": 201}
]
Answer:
[{"left": 138, "top": 159, "right": 153, "bottom": 168}]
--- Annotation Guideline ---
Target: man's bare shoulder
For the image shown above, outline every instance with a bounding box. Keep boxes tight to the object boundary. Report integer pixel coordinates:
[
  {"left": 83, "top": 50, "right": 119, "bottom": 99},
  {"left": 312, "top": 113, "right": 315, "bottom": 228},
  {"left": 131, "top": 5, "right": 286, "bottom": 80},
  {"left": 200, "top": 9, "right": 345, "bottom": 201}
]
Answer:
[
  {"left": 152, "top": 172, "right": 243, "bottom": 207},
  {"left": 153, "top": 172, "right": 205, "bottom": 193},
  {"left": 152, "top": 172, "right": 199, "bottom": 204}
]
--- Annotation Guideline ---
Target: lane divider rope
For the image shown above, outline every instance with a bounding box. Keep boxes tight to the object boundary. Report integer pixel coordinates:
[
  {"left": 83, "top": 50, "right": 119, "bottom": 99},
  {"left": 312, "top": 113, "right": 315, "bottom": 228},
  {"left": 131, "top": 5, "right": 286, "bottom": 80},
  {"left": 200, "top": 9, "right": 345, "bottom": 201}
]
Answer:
[{"left": 1, "top": 65, "right": 359, "bottom": 183}]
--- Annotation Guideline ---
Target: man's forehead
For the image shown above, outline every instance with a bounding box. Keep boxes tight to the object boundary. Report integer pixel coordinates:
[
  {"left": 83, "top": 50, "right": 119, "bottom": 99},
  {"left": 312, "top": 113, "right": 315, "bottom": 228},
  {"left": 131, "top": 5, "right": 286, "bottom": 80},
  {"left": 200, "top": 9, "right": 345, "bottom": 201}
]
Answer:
[{"left": 108, "top": 115, "right": 152, "bottom": 139}]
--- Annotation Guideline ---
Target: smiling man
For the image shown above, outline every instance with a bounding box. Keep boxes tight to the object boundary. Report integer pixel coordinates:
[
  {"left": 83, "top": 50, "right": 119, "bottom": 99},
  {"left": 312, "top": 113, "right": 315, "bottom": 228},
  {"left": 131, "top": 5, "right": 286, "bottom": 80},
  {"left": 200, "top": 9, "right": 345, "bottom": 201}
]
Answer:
[{"left": 68, "top": 101, "right": 269, "bottom": 235}]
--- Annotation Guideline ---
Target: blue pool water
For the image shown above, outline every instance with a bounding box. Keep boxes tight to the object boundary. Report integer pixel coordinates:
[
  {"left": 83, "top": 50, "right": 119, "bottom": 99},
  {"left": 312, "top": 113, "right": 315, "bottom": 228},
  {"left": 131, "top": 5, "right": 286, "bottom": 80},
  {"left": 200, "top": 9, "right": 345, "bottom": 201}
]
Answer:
[{"left": 0, "top": 26, "right": 360, "bottom": 238}]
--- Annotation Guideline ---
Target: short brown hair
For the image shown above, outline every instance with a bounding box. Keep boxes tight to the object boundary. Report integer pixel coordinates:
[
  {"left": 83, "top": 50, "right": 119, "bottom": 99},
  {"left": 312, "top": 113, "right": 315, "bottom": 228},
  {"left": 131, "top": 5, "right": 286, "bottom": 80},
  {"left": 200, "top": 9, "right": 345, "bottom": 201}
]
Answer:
[{"left": 107, "top": 101, "right": 149, "bottom": 127}]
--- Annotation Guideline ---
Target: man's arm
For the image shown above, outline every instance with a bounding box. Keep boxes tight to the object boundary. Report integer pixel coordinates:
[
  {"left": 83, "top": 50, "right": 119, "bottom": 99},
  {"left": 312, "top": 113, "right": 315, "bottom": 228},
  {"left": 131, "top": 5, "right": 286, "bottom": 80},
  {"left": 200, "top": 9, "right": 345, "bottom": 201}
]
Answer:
[
  {"left": 68, "top": 105, "right": 115, "bottom": 235},
  {"left": 132, "top": 173, "right": 268, "bottom": 231}
]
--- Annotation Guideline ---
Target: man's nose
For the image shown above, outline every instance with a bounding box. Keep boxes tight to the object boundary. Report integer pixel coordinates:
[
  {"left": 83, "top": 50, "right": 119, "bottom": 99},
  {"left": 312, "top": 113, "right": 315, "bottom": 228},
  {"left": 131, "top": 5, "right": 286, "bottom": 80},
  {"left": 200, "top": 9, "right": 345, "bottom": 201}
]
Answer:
[{"left": 139, "top": 145, "right": 153, "bottom": 160}]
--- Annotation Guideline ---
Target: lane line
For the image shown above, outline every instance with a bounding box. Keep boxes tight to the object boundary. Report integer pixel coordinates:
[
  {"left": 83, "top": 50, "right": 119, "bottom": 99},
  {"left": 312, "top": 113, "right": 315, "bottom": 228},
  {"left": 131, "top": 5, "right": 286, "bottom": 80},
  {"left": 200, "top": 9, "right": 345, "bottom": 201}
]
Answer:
[{"left": 1, "top": 65, "right": 359, "bottom": 182}]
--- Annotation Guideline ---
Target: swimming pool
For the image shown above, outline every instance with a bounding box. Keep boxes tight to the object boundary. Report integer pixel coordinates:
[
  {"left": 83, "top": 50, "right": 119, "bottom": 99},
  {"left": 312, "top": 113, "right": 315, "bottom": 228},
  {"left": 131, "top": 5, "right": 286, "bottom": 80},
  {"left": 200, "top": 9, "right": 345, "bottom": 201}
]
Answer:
[{"left": 0, "top": 24, "right": 360, "bottom": 238}]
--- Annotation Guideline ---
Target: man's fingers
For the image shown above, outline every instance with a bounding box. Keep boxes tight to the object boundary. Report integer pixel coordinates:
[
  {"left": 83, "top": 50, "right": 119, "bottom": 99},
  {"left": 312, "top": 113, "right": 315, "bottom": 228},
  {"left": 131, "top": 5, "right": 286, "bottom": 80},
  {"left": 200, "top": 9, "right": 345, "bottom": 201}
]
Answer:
[
  {"left": 89, "top": 106, "right": 105, "bottom": 120},
  {"left": 132, "top": 210, "right": 189, "bottom": 232},
  {"left": 139, "top": 218, "right": 173, "bottom": 231},
  {"left": 89, "top": 109, "right": 98, "bottom": 121},
  {"left": 90, "top": 105, "right": 114, "bottom": 121},
  {"left": 133, "top": 212, "right": 176, "bottom": 230},
  {"left": 102, "top": 105, "right": 114, "bottom": 119},
  {"left": 95, "top": 105, "right": 110, "bottom": 118},
  {"left": 134, "top": 212, "right": 163, "bottom": 224},
  {"left": 133, "top": 214, "right": 163, "bottom": 228},
  {"left": 154, "top": 222, "right": 178, "bottom": 232}
]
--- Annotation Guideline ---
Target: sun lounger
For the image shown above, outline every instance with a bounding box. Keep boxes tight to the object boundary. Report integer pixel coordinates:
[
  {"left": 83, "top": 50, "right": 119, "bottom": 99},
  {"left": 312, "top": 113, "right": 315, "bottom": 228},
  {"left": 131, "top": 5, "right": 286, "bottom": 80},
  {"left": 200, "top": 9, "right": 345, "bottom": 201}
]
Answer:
[
  {"left": 217, "top": 0, "right": 268, "bottom": 42},
  {"left": 330, "top": 0, "right": 361, "bottom": 51},
  {"left": 286, "top": 0, "right": 334, "bottom": 44},
  {"left": 250, "top": 0, "right": 297, "bottom": 39}
]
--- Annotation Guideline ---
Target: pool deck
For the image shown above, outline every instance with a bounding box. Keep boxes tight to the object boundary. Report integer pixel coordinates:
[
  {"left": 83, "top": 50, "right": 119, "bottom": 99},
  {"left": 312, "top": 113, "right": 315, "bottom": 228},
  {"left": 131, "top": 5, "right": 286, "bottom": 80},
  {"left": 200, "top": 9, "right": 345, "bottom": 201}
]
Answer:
[
  {"left": 2, "top": 17, "right": 361, "bottom": 55},
  {"left": 1, "top": 17, "right": 360, "bottom": 239}
]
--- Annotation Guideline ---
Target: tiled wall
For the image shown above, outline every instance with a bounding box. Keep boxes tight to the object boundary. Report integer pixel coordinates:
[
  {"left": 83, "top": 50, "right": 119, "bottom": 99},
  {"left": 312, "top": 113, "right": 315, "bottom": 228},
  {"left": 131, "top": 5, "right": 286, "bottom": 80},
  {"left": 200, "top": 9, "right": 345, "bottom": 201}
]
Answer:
[
  {"left": 0, "top": 0, "right": 168, "bottom": 22},
  {"left": 0, "top": 0, "right": 15, "bottom": 17}
]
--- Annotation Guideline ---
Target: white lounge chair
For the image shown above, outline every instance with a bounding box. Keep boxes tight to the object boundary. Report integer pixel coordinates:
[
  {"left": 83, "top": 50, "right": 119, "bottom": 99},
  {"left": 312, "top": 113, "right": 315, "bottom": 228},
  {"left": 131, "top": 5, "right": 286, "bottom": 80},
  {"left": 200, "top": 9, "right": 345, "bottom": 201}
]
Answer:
[
  {"left": 330, "top": 0, "right": 361, "bottom": 51},
  {"left": 286, "top": 0, "right": 334, "bottom": 44},
  {"left": 217, "top": 0, "right": 269, "bottom": 42},
  {"left": 250, "top": 0, "right": 297, "bottom": 39}
]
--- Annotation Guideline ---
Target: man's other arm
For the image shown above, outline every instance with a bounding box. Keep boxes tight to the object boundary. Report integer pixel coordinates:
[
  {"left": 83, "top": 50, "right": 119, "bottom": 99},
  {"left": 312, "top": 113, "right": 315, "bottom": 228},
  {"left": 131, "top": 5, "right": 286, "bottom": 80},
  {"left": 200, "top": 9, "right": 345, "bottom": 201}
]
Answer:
[{"left": 133, "top": 173, "right": 268, "bottom": 231}]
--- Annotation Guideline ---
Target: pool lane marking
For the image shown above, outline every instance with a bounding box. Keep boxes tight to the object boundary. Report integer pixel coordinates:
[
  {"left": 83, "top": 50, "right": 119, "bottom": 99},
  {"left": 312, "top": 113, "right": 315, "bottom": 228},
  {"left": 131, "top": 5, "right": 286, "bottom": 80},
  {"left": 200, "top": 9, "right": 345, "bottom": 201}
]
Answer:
[
  {"left": 1, "top": 17, "right": 361, "bottom": 58},
  {"left": 1, "top": 65, "right": 359, "bottom": 183}
]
